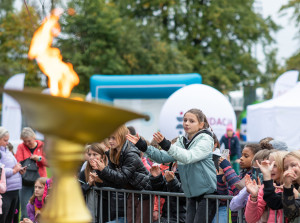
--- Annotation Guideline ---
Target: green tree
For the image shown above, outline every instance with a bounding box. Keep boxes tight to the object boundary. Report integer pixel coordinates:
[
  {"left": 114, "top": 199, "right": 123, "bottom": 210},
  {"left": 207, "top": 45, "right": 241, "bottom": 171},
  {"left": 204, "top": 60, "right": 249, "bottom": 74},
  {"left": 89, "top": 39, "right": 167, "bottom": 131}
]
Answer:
[
  {"left": 286, "top": 51, "right": 300, "bottom": 71},
  {"left": 281, "top": 1, "right": 300, "bottom": 72},
  {"left": 113, "top": 0, "right": 279, "bottom": 92},
  {"left": 0, "top": 5, "right": 41, "bottom": 88},
  {"left": 58, "top": 0, "right": 193, "bottom": 93},
  {"left": 260, "top": 48, "right": 285, "bottom": 99},
  {"left": 0, "top": 0, "right": 14, "bottom": 16}
]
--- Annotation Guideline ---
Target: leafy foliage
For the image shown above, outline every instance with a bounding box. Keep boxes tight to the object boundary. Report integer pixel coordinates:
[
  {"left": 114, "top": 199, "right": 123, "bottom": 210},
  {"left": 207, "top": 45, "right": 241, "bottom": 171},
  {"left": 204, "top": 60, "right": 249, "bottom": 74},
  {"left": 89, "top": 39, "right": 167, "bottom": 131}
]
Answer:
[
  {"left": 0, "top": 5, "right": 41, "bottom": 88},
  {"left": 0, "top": 0, "right": 279, "bottom": 95},
  {"left": 58, "top": 0, "right": 193, "bottom": 93},
  {"left": 112, "top": 0, "right": 279, "bottom": 92}
]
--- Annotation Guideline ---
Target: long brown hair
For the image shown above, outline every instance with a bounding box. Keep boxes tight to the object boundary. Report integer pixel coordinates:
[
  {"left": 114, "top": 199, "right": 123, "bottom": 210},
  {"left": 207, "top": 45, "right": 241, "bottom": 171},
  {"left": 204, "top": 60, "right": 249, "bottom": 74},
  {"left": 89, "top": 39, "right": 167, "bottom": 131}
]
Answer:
[
  {"left": 109, "top": 125, "right": 128, "bottom": 165},
  {"left": 184, "top": 108, "right": 210, "bottom": 129},
  {"left": 29, "top": 177, "right": 47, "bottom": 204},
  {"left": 85, "top": 143, "right": 108, "bottom": 183}
]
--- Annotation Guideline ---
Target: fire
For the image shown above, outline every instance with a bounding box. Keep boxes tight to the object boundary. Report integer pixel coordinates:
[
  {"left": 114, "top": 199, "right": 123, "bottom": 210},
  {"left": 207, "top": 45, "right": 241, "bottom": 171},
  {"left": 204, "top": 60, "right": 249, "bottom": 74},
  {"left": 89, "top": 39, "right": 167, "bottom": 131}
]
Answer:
[{"left": 28, "top": 9, "right": 79, "bottom": 98}]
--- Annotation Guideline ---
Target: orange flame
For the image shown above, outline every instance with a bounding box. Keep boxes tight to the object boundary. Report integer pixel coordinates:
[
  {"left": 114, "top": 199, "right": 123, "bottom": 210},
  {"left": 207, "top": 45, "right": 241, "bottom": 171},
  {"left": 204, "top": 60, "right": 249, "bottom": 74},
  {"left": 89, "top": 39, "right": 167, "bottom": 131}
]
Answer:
[{"left": 28, "top": 9, "right": 79, "bottom": 98}]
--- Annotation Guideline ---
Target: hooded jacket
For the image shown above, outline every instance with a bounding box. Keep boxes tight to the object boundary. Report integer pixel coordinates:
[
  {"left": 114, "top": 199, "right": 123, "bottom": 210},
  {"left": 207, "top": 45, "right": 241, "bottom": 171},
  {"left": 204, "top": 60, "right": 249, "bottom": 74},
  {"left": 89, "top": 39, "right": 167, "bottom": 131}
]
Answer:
[
  {"left": 219, "top": 133, "right": 241, "bottom": 157},
  {"left": 144, "top": 131, "right": 216, "bottom": 198}
]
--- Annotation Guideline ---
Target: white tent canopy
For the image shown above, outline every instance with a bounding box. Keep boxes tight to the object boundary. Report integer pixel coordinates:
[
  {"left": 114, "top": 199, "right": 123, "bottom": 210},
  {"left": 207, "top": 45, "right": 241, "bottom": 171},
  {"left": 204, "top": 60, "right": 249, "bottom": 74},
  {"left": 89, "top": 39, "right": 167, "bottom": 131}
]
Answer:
[{"left": 247, "top": 82, "right": 300, "bottom": 150}]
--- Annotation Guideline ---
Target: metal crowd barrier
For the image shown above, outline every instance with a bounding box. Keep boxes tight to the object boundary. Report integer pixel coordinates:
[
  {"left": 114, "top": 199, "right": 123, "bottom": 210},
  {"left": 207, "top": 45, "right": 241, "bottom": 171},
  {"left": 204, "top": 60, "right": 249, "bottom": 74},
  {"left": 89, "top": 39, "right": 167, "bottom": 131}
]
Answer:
[
  {"left": 86, "top": 187, "right": 246, "bottom": 223},
  {"left": 85, "top": 186, "right": 297, "bottom": 223}
]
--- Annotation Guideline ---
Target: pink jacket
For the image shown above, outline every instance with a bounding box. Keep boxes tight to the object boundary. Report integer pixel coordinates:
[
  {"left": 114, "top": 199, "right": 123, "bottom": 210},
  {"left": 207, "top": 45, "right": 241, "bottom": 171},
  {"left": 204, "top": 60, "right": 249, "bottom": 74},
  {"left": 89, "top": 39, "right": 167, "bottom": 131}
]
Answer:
[
  {"left": 0, "top": 166, "right": 7, "bottom": 214},
  {"left": 245, "top": 185, "right": 283, "bottom": 223},
  {"left": 142, "top": 157, "right": 151, "bottom": 171}
]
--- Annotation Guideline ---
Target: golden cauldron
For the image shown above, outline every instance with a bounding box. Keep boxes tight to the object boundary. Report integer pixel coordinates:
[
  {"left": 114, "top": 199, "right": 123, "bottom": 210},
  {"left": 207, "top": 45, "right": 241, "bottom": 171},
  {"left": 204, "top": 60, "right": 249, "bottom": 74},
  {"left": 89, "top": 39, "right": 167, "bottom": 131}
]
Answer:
[{"left": 4, "top": 89, "right": 148, "bottom": 223}]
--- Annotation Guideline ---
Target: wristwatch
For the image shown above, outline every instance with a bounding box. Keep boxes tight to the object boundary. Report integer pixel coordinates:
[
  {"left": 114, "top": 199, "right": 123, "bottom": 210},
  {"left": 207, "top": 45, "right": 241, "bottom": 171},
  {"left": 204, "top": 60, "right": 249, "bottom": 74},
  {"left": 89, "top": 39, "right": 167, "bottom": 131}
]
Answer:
[{"left": 38, "top": 156, "right": 42, "bottom": 162}]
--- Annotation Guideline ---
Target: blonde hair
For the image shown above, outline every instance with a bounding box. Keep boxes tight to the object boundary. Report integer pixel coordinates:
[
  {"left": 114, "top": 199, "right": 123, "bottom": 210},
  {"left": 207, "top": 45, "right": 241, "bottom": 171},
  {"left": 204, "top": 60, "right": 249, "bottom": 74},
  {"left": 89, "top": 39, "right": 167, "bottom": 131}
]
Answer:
[
  {"left": 21, "top": 127, "right": 36, "bottom": 139},
  {"left": 283, "top": 151, "right": 300, "bottom": 171},
  {"left": 270, "top": 151, "right": 289, "bottom": 183},
  {"left": 284, "top": 151, "right": 300, "bottom": 161},
  {"left": 0, "top": 127, "right": 9, "bottom": 139},
  {"left": 109, "top": 125, "right": 129, "bottom": 165}
]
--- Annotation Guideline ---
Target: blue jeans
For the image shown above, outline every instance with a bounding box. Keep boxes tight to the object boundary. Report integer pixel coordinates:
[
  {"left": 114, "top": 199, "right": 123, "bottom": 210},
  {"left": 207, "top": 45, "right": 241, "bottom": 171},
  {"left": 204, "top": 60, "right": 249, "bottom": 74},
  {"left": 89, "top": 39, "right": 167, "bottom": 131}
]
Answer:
[{"left": 212, "top": 205, "right": 228, "bottom": 223}]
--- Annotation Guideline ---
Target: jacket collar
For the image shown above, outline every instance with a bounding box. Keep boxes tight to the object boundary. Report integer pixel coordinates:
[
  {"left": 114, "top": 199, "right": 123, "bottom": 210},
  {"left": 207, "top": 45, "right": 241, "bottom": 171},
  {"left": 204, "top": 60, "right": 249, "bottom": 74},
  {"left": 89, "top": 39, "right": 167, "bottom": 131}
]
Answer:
[{"left": 183, "top": 128, "right": 213, "bottom": 149}]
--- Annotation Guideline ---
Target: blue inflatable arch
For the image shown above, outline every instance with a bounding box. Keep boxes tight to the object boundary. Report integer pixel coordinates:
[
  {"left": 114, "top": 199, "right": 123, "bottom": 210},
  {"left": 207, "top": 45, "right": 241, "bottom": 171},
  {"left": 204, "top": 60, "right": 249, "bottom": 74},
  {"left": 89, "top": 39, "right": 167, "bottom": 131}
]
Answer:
[{"left": 90, "top": 73, "right": 202, "bottom": 102}]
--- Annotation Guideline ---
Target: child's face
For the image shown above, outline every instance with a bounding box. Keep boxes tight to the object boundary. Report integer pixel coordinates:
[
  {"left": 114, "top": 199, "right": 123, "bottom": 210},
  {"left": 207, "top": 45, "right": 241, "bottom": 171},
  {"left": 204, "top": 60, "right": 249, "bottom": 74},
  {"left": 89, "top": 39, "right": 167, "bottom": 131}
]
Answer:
[
  {"left": 88, "top": 150, "right": 102, "bottom": 162},
  {"left": 34, "top": 182, "right": 44, "bottom": 198},
  {"left": 239, "top": 147, "right": 254, "bottom": 169},
  {"left": 108, "top": 135, "right": 120, "bottom": 150},
  {"left": 183, "top": 113, "right": 204, "bottom": 138},
  {"left": 269, "top": 156, "right": 280, "bottom": 182},
  {"left": 284, "top": 156, "right": 300, "bottom": 178},
  {"left": 227, "top": 130, "right": 233, "bottom": 137}
]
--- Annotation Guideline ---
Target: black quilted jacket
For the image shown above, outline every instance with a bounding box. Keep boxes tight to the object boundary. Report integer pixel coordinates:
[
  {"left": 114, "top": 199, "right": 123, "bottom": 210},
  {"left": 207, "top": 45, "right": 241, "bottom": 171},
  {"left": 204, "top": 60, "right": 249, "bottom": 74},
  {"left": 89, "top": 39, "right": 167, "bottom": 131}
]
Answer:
[{"left": 96, "top": 140, "right": 152, "bottom": 191}]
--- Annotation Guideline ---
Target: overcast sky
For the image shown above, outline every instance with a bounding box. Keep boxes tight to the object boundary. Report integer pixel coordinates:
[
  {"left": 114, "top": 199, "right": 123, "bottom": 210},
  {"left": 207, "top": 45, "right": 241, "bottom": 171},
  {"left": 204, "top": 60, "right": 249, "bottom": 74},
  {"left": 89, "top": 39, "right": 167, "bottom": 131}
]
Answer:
[{"left": 257, "top": 0, "right": 298, "bottom": 67}]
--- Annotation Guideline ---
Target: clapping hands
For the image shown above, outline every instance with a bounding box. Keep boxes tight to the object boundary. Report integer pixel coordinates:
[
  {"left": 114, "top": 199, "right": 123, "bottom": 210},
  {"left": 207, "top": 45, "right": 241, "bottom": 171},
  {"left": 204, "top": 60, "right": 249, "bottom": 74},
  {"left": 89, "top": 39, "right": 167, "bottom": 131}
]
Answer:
[
  {"left": 256, "top": 160, "right": 274, "bottom": 181},
  {"left": 153, "top": 132, "right": 165, "bottom": 143},
  {"left": 245, "top": 174, "right": 261, "bottom": 201},
  {"left": 150, "top": 165, "right": 161, "bottom": 177},
  {"left": 90, "top": 159, "right": 106, "bottom": 171},
  {"left": 126, "top": 133, "right": 140, "bottom": 145},
  {"left": 164, "top": 171, "right": 175, "bottom": 182}
]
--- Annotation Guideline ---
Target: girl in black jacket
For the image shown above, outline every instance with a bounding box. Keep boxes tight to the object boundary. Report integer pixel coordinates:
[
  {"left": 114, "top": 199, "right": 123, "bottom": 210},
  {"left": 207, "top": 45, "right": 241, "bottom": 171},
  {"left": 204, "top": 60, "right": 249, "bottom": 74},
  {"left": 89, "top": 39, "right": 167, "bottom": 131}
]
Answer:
[
  {"left": 91, "top": 125, "right": 152, "bottom": 223},
  {"left": 79, "top": 143, "right": 125, "bottom": 223}
]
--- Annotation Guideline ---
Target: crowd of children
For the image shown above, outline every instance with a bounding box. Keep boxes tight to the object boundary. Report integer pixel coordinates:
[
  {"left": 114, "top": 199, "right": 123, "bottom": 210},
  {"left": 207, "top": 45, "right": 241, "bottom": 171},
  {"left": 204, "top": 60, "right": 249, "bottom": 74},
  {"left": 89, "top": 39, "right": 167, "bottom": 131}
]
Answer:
[{"left": 1, "top": 108, "right": 300, "bottom": 223}]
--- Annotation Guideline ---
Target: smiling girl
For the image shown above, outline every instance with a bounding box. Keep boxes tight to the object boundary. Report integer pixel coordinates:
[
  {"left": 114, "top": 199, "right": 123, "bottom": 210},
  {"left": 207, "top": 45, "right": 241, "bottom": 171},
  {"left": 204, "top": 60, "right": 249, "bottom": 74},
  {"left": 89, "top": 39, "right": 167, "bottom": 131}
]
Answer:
[
  {"left": 245, "top": 151, "right": 288, "bottom": 223},
  {"left": 126, "top": 108, "right": 216, "bottom": 223}
]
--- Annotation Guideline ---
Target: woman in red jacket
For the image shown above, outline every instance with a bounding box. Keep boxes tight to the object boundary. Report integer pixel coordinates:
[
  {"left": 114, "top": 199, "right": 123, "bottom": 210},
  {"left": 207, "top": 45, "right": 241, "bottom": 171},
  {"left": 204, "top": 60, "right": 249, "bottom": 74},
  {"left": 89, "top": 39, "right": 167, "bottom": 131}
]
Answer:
[{"left": 15, "top": 127, "right": 47, "bottom": 220}]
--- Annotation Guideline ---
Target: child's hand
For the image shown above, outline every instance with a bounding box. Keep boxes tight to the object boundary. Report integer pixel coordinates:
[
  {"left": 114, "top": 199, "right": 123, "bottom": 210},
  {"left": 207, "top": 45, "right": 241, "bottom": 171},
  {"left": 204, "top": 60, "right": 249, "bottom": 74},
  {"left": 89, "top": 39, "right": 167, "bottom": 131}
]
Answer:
[
  {"left": 283, "top": 170, "right": 297, "bottom": 188},
  {"left": 164, "top": 171, "right": 175, "bottom": 182},
  {"left": 126, "top": 133, "right": 140, "bottom": 145},
  {"left": 216, "top": 167, "right": 224, "bottom": 175},
  {"left": 256, "top": 160, "right": 274, "bottom": 181},
  {"left": 245, "top": 174, "right": 259, "bottom": 201},
  {"left": 218, "top": 157, "right": 225, "bottom": 165},
  {"left": 90, "top": 172, "right": 103, "bottom": 183},
  {"left": 274, "top": 183, "right": 283, "bottom": 191},
  {"left": 88, "top": 175, "right": 95, "bottom": 186},
  {"left": 171, "top": 162, "right": 178, "bottom": 172},
  {"left": 150, "top": 165, "right": 161, "bottom": 177},
  {"left": 90, "top": 159, "right": 106, "bottom": 171},
  {"left": 153, "top": 132, "right": 165, "bottom": 143}
]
